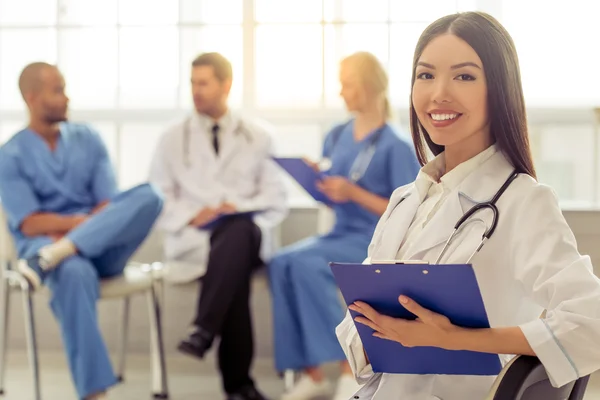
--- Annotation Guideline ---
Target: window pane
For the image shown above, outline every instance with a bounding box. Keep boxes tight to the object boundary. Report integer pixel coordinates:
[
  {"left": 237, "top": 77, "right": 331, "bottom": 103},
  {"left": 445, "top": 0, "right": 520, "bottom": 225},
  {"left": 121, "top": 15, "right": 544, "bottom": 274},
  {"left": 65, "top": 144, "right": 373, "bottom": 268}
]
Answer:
[
  {"left": 271, "top": 124, "right": 324, "bottom": 206},
  {"left": 324, "top": 0, "right": 389, "bottom": 22},
  {"left": 502, "top": 1, "right": 600, "bottom": 106},
  {"left": 0, "top": 121, "right": 25, "bottom": 144},
  {"left": 256, "top": 0, "right": 322, "bottom": 23},
  {"left": 180, "top": 0, "right": 242, "bottom": 23},
  {"left": 0, "top": 0, "right": 56, "bottom": 25},
  {"left": 530, "top": 124, "right": 595, "bottom": 205},
  {"left": 390, "top": 0, "right": 458, "bottom": 22},
  {"left": 180, "top": 26, "right": 243, "bottom": 109},
  {"left": 118, "top": 123, "right": 165, "bottom": 190},
  {"left": 0, "top": 29, "right": 57, "bottom": 110},
  {"left": 57, "top": 0, "right": 118, "bottom": 25},
  {"left": 323, "top": 24, "right": 389, "bottom": 107},
  {"left": 119, "top": 0, "right": 178, "bottom": 25},
  {"left": 388, "top": 23, "right": 427, "bottom": 107},
  {"left": 58, "top": 28, "right": 118, "bottom": 109},
  {"left": 119, "top": 28, "right": 179, "bottom": 108},
  {"left": 255, "top": 25, "right": 323, "bottom": 108}
]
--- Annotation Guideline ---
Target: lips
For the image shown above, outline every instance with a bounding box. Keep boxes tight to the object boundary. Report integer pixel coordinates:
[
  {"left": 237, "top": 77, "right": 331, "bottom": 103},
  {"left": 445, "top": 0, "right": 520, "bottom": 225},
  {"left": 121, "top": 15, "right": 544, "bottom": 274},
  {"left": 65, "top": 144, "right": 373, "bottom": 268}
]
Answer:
[{"left": 427, "top": 110, "right": 463, "bottom": 128}]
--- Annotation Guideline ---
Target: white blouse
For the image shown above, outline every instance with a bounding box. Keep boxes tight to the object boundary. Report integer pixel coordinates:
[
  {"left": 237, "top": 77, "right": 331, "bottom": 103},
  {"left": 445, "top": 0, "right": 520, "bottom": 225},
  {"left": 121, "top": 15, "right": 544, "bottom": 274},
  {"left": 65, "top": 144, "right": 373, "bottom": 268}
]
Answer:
[{"left": 397, "top": 145, "right": 498, "bottom": 260}]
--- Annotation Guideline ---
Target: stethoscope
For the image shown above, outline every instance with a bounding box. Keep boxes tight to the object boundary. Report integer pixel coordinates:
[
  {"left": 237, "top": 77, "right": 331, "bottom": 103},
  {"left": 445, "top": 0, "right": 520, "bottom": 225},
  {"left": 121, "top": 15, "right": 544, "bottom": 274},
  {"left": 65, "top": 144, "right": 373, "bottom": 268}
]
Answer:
[
  {"left": 182, "top": 116, "right": 252, "bottom": 168},
  {"left": 319, "top": 123, "right": 386, "bottom": 183},
  {"left": 395, "top": 169, "right": 520, "bottom": 264}
]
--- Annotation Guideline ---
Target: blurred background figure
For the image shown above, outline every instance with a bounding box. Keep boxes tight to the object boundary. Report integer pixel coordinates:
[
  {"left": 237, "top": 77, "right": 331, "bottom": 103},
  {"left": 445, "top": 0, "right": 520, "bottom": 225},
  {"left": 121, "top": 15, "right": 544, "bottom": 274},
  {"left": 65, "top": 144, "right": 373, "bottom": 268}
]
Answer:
[
  {"left": 0, "top": 62, "right": 163, "bottom": 400},
  {"left": 149, "top": 52, "right": 287, "bottom": 400},
  {"left": 268, "top": 52, "right": 419, "bottom": 400}
]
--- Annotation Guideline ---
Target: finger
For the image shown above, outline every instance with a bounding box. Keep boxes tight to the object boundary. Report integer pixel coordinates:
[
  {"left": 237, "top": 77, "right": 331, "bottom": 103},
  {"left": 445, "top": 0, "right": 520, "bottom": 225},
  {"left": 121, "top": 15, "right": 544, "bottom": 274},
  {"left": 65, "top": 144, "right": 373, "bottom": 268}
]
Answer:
[
  {"left": 399, "top": 295, "right": 436, "bottom": 323},
  {"left": 354, "top": 316, "right": 384, "bottom": 333},
  {"left": 373, "top": 332, "right": 395, "bottom": 341},
  {"left": 353, "top": 301, "right": 382, "bottom": 322}
]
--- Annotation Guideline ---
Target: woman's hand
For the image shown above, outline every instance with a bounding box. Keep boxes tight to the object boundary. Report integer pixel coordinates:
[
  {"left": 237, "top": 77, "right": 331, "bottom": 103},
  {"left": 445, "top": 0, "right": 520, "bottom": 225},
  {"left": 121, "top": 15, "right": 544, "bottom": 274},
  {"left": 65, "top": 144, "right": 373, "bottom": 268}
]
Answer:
[
  {"left": 349, "top": 296, "right": 463, "bottom": 350},
  {"left": 317, "top": 176, "right": 355, "bottom": 203}
]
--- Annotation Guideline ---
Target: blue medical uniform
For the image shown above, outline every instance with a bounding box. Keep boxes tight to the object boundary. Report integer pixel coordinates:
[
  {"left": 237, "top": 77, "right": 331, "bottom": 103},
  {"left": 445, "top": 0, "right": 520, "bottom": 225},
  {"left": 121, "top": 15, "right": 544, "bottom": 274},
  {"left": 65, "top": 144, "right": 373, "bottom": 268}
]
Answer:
[
  {"left": 268, "top": 121, "right": 420, "bottom": 372},
  {"left": 0, "top": 123, "right": 163, "bottom": 399}
]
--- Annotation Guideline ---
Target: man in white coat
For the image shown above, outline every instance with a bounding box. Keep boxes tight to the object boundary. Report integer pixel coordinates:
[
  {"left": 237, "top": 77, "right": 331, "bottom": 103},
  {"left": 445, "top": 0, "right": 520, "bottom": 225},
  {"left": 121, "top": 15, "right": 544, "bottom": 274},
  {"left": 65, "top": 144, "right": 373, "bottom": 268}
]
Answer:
[{"left": 149, "top": 52, "right": 288, "bottom": 400}]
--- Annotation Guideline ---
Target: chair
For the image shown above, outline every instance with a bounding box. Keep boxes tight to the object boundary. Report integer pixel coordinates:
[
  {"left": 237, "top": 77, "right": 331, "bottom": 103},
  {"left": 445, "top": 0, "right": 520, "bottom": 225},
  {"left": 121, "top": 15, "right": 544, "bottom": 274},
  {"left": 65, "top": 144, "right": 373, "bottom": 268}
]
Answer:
[
  {"left": 485, "top": 355, "right": 590, "bottom": 400},
  {"left": 0, "top": 209, "right": 169, "bottom": 400}
]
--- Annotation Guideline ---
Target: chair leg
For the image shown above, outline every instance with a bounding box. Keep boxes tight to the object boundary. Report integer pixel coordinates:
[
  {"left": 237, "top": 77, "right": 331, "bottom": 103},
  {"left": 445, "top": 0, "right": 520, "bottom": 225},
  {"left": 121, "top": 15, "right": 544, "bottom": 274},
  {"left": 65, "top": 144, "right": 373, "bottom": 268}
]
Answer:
[
  {"left": 0, "top": 276, "right": 10, "bottom": 395},
  {"left": 22, "top": 287, "right": 40, "bottom": 400},
  {"left": 115, "top": 296, "right": 130, "bottom": 383},
  {"left": 147, "top": 282, "right": 168, "bottom": 399}
]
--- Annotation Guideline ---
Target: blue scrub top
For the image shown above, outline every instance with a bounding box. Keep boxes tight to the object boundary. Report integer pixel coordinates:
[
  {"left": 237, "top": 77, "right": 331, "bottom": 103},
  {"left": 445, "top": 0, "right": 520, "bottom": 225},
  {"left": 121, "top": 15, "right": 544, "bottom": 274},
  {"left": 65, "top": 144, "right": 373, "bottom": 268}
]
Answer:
[
  {"left": 322, "top": 120, "right": 419, "bottom": 238},
  {"left": 0, "top": 122, "right": 118, "bottom": 256}
]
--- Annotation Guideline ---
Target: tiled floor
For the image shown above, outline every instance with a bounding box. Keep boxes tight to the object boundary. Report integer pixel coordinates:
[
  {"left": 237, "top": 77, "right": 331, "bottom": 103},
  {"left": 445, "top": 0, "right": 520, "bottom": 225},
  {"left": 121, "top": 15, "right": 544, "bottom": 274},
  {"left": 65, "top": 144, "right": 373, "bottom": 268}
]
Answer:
[{"left": 1, "top": 351, "right": 599, "bottom": 400}]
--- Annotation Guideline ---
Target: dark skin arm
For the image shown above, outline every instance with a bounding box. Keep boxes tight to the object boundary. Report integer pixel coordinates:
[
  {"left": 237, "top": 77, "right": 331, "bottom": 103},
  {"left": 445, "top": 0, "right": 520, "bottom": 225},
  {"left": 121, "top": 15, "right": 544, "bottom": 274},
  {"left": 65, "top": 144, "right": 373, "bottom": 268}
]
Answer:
[
  {"left": 19, "top": 199, "right": 110, "bottom": 238},
  {"left": 20, "top": 213, "right": 87, "bottom": 237}
]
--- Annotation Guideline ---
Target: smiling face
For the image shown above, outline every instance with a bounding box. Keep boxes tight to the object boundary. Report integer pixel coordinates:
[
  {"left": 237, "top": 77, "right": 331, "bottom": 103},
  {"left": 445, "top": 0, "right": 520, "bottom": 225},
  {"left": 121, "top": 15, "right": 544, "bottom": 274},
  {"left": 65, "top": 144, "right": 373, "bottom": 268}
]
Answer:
[{"left": 411, "top": 33, "right": 491, "bottom": 155}]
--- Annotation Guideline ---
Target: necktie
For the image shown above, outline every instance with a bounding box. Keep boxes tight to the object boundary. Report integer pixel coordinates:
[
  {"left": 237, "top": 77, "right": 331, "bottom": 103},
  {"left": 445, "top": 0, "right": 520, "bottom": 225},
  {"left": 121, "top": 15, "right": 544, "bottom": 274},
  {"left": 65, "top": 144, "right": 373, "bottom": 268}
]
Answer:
[{"left": 211, "top": 123, "right": 220, "bottom": 155}]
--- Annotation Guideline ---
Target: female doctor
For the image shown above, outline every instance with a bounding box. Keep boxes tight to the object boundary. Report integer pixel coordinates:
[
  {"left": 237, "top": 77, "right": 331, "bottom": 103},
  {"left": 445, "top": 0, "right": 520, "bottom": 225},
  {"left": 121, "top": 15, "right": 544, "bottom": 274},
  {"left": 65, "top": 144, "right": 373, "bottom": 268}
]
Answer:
[
  {"left": 337, "top": 11, "right": 600, "bottom": 400},
  {"left": 269, "top": 51, "right": 420, "bottom": 400}
]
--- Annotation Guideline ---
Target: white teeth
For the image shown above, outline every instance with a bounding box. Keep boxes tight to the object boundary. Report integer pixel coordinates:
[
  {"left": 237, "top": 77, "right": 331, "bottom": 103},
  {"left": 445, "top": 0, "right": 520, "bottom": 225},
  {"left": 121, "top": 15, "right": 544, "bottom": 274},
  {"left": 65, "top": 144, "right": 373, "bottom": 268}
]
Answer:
[{"left": 431, "top": 113, "right": 459, "bottom": 121}]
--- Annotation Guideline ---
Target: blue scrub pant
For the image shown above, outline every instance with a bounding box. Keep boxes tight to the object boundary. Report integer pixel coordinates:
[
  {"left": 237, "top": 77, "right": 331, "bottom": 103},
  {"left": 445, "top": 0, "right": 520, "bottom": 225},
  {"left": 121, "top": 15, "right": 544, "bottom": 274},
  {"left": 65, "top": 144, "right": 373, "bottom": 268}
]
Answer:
[
  {"left": 23, "top": 183, "right": 163, "bottom": 399},
  {"left": 268, "top": 231, "right": 371, "bottom": 372}
]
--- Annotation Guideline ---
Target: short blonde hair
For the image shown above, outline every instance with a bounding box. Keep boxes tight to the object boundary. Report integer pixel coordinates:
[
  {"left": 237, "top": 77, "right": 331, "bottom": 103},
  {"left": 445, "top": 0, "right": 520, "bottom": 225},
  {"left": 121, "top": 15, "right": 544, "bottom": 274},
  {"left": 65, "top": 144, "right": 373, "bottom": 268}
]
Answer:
[{"left": 340, "top": 51, "right": 391, "bottom": 119}]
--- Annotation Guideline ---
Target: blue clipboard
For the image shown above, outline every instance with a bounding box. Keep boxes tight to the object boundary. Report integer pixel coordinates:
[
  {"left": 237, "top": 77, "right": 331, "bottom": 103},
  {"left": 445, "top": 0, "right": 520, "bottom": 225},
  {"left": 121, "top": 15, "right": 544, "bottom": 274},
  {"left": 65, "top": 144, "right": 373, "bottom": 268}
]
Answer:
[
  {"left": 198, "top": 210, "right": 260, "bottom": 230},
  {"left": 329, "top": 262, "right": 502, "bottom": 376},
  {"left": 273, "top": 157, "right": 334, "bottom": 205}
]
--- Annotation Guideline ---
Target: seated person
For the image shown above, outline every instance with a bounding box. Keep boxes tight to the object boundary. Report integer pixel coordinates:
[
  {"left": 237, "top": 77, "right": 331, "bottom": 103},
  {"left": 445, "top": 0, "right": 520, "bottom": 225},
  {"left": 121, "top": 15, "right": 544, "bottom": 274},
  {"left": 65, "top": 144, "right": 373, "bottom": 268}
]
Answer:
[
  {"left": 149, "top": 52, "right": 288, "bottom": 400},
  {"left": 0, "top": 62, "right": 163, "bottom": 400},
  {"left": 268, "top": 52, "right": 420, "bottom": 400}
]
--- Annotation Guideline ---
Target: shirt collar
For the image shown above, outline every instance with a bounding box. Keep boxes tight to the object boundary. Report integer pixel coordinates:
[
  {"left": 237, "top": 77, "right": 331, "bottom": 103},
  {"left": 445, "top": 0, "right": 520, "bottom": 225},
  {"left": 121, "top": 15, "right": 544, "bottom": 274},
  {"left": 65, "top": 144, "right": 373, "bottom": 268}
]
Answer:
[
  {"left": 415, "top": 144, "right": 499, "bottom": 194},
  {"left": 194, "top": 109, "right": 233, "bottom": 134}
]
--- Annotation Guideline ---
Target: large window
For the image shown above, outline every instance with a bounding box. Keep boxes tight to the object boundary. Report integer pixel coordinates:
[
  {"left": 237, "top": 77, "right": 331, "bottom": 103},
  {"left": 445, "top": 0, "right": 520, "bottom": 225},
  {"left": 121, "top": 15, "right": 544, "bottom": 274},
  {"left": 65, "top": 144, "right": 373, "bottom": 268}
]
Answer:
[{"left": 0, "top": 0, "right": 596, "bottom": 207}]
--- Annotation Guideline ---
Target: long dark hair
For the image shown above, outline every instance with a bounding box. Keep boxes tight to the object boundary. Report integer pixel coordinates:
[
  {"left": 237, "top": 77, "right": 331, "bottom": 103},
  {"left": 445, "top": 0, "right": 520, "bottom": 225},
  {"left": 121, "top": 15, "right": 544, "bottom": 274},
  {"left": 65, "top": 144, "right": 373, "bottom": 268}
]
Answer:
[{"left": 409, "top": 11, "right": 536, "bottom": 179}]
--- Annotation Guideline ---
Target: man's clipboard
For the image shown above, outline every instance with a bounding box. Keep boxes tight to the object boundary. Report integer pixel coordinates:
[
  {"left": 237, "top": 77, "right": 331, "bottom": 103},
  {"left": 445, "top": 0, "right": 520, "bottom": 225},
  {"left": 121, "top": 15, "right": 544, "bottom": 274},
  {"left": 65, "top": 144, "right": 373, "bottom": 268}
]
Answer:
[
  {"left": 198, "top": 210, "right": 261, "bottom": 230},
  {"left": 329, "top": 261, "right": 503, "bottom": 376},
  {"left": 273, "top": 157, "right": 334, "bottom": 205}
]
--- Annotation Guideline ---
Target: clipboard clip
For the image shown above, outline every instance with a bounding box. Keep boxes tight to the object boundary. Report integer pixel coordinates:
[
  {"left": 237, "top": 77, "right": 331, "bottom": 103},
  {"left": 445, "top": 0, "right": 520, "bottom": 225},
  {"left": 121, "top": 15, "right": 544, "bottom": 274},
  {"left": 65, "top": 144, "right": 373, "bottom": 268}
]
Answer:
[{"left": 371, "top": 259, "right": 430, "bottom": 265}]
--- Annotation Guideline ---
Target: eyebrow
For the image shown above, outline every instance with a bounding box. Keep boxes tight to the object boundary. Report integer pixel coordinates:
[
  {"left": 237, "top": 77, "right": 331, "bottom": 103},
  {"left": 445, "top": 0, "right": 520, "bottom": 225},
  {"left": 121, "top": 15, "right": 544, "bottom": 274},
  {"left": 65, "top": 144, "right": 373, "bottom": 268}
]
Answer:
[{"left": 416, "top": 61, "right": 482, "bottom": 70}]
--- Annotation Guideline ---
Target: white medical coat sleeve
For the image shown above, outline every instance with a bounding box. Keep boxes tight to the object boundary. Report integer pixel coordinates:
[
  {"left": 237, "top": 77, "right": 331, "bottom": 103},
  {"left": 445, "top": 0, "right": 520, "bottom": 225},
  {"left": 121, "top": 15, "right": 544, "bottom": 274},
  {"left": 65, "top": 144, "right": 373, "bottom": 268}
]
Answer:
[
  {"left": 514, "top": 185, "right": 600, "bottom": 387},
  {"left": 336, "top": 310, "right": 376, "bottom": 384},
  {"left": 148, "top": 133, "right": 201, "bottom": 233},
  {"left": 230, "top": 138, "right": 288, "bottom": 228}
]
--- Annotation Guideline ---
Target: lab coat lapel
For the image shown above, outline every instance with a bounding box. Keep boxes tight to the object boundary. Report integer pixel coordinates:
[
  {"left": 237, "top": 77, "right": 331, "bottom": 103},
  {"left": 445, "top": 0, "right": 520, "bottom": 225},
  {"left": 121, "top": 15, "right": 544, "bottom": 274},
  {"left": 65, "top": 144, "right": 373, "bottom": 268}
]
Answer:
[
  {"left": 371, "top": 185, "right": 422, "bottom": 261},
  {"left": 406, "top": 150, "right": 516, "bottom": 261},
  {"left": 216, "top": 117, "right": 243, "bottom": 169},
  {"left": 406, "top": 189, "right": 466, "bottom": 261}
]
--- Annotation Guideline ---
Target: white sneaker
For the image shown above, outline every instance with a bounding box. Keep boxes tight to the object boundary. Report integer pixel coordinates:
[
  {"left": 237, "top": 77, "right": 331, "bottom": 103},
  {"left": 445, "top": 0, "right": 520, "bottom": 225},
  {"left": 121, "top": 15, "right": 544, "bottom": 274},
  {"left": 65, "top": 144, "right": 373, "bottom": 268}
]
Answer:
[
  {"left": 281, "top": 374, "right": 332, "bottom": 400},
  {"left": 332, "top": 374, "right": 362, "bottom": 400}
]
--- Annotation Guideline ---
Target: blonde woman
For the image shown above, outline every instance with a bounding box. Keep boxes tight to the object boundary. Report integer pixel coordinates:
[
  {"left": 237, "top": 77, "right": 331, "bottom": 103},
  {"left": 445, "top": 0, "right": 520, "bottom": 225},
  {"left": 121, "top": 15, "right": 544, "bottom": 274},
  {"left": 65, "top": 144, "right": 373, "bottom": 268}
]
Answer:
[{"left": 268, "top": 52, "right": 419, "bottom": 400}]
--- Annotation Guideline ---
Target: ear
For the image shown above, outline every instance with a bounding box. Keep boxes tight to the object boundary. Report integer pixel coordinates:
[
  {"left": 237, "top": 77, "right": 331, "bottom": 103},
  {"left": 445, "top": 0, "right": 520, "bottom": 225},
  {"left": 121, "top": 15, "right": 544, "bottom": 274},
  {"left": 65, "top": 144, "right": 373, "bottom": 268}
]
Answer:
[{"left": 23, "top": 91, "right": 36, "bottom": 108}]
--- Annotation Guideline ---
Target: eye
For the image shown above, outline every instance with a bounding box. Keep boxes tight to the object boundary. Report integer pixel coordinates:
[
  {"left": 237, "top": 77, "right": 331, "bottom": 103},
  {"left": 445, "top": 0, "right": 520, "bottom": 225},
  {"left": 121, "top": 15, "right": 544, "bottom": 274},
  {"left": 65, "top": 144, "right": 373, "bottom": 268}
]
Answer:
[
  {"left": 456, "top": 74, "right": 476, "bottom": 81},
  {"left": 417, "top": 72, "right": 434, "bottom": 80}
]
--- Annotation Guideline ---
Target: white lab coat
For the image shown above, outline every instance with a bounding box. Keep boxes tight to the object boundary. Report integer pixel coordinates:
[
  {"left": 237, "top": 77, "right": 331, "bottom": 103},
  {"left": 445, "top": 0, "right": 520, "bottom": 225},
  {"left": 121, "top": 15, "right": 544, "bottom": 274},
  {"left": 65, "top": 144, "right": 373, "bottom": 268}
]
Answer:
[
  {"left": 148, "top": 111, "right": 288, "bottom": 283},
  {"left": 336, "top": 150, "right": 600, "bottom": 400}
]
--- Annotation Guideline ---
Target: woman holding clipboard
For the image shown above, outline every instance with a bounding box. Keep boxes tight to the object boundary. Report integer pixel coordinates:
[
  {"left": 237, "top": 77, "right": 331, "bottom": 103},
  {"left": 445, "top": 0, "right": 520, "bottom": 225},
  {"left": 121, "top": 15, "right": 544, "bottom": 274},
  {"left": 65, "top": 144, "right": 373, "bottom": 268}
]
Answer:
[
  {"left": 336, "top": 11, "right": 600, "bottom": 400},
  {"left": 269, "top": 52, "right": 419, "bottom": 400}
]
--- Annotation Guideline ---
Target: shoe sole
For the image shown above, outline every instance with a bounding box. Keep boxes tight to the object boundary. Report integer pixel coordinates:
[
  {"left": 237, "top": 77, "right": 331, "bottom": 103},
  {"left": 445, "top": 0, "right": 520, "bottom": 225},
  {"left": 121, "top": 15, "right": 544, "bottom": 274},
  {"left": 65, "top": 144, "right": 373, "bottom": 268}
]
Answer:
[{"left": 17, "top": 259, "right": 41, "bottom": 290}]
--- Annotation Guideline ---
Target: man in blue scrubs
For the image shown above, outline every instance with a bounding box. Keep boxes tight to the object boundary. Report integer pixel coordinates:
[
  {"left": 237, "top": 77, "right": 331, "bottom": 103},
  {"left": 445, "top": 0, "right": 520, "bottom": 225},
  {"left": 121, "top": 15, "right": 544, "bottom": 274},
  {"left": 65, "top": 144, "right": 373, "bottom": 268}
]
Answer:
[{"left": 0, "top": 62, "right": 163, "bottom": 400}]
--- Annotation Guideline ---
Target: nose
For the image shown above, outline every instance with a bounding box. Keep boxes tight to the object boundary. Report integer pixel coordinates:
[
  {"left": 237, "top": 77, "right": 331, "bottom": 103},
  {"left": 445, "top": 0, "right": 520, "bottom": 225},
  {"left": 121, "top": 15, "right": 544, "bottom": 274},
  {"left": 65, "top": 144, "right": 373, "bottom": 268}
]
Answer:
[{"left": 431, "top": 79, "right": 452, "bottom": 104}]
